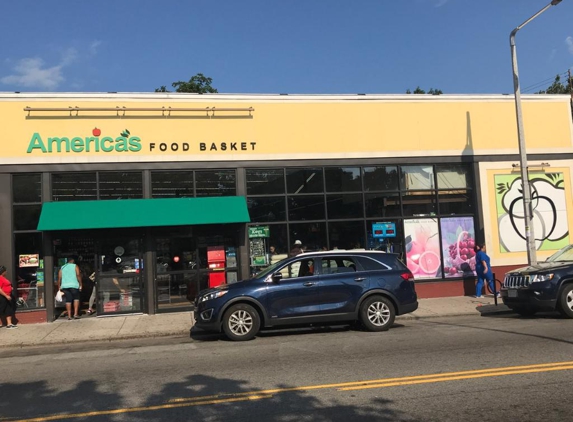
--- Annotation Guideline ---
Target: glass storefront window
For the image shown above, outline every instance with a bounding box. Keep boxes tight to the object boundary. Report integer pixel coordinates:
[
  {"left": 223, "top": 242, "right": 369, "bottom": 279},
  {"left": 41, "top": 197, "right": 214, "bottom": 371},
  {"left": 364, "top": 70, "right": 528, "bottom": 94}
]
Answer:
[
  {"left": 155, "top": 230, "right": 199, "bottom": 309},
  {"left": 246, "top": 169, "right": 285, "bottom": 195},
  {"left": 400, "top": 166, "right": 435, "bottom": 191},
  {"left": 402, "top": 191, "right": 437, "bottom": 217},
  {"left": 247, "top": 197, "right": 286, "bottom": 222},
  {"left": 13, "top": 174, "right": 41, "bottom": 203},
  {"left": 13, "top": 205, "right": 42, "bottom": 231},
  {"left": 326, "top": 193, "right": 364, "bottom": 219},
  {"left": 365, "top": 192, "right": 401, "bottom": 218},
  {"left": 438, "top": 191, "right": 474, "bottom": 215},
  {"left": 286, "top": 168, "right": 324, "bottom": 194},
  {"left": 367, "top": 219, "right": 404, "bottom": 258},
  {"left": 99, "top": 172, "right": 143, "bottom": 200},
  {"left": 328, "top": 220, "right": 365, "bottom": 250},
  {"left": 289, "top": 222, "right": 327, "bottom": 252},
  {"left": 267, "top": 224, "right": 288, "bottom": 263},
  {"left": 156, "top": 271, "right": 198, "bottom": 310},
  {"left": 195, "top": 170, "right": 236, "bottom": 197},
  {"left": 363, "top": 166, "right": 399, "bottom": 191},
  {"left": 14, "top": 233, "right": 44, "bottom": 309},
  {"left": 325, "top": 167, "right": 361, "bottom": 192},
  {"left": 288, "top": 195, "right": 326, "bottom": 221},
  {"left": 52, "top": 172, "right": 97, "bottom": 201},
  {"left": 436, "top": 165, "right": 471, "bottom": 189},
  {"left": 151, "top": 171, "right": 194, "bottom": 198}
]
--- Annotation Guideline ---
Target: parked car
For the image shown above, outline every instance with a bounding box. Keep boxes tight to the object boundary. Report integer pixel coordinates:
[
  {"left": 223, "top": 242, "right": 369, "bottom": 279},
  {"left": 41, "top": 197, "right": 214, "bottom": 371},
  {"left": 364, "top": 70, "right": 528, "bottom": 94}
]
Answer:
[
  {"left": 194, "top": 251, "right": 418, "bottom": 341},
  {"left": 500, "top": 244, "right": 573, "bottom": 317}
]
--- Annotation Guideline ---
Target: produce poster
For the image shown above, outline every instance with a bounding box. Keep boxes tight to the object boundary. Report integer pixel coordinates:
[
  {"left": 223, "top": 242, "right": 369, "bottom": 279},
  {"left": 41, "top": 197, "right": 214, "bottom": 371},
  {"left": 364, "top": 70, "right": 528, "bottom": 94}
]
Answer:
[
  {"left": 19, "top": 254, "right": 39, "bottom": 268},
  {"left": 404, "top": 218, "right": 442, "bottom": 279},
  {"left": 440, "top": 217, "right": 476, "bottom": 278}
]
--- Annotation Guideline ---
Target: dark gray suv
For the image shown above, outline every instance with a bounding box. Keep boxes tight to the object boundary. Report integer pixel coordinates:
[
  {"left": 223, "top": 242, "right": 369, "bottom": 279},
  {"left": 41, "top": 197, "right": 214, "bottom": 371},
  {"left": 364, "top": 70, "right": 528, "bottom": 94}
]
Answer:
[
  {"left": 194, "top": 251, "right": 418, "bottom": 341},
  {"left": 501, "top": 245, "right": 573, "bottom": 317}
]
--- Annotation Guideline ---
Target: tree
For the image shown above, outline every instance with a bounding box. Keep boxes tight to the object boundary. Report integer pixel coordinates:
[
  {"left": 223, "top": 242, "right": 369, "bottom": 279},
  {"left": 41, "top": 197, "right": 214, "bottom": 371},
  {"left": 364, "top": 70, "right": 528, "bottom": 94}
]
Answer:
[
  {"left": 536, "top": 74, "right": 572, "bottom": 94},
  {"left": 155, "top": 73, "right": 218, "bottom": 93},
  {"left": 405, "top": 86, "right": 443, "bottom": 95}
]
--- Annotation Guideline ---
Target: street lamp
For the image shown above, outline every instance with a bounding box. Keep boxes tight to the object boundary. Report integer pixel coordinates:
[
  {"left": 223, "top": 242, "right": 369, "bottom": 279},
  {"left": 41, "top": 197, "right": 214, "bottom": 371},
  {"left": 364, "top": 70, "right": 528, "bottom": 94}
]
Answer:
[{"left": 510, "top": 0, "right": 562, "bottom": 266}]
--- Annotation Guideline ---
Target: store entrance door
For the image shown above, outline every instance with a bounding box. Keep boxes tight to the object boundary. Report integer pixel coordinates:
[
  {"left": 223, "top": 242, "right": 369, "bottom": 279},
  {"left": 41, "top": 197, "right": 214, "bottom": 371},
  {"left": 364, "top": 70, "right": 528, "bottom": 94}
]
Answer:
[{"left": 96, "top": 236, "right": 144, "bottom": 315}]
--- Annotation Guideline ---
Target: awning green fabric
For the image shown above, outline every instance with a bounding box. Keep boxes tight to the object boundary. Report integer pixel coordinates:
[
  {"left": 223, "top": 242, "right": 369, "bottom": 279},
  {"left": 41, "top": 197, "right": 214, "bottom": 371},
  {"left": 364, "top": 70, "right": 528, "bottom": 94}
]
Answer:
[{"left": 37, "top": 197, "right": 251, "bottom": 231}]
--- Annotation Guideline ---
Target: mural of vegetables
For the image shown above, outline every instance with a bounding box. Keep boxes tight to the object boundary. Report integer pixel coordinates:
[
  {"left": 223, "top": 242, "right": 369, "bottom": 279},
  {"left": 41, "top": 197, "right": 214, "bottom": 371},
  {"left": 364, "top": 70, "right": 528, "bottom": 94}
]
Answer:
[{"left": 495, "top": 173, "right": 569, "bottom": 253}]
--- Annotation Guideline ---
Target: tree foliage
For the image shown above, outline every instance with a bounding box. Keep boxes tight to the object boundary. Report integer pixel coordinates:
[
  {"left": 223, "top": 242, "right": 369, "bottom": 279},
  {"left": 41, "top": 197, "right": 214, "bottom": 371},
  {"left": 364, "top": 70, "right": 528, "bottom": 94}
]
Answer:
[
  {"left": 536, "top": 74, "right": 572, "bottom": 94},
  {"left": 406, "top": 86, "right": 443, "bottom": 95},
  {"left": 155, "top": 73, "right": 218, "bottom": 93}
]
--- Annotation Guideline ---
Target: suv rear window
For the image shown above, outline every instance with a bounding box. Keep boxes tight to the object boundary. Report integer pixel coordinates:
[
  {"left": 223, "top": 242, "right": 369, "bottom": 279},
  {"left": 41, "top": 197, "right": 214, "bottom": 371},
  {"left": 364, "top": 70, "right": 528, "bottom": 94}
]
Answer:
[
  {"left": 355, "top": 256, "right": 388, "bottom": 271},
  {"left": 321, "top": 257, "right": 358, "bottom": 274},
  {"left": 357, "top": 255, "right": 406, "bottom": 271}
]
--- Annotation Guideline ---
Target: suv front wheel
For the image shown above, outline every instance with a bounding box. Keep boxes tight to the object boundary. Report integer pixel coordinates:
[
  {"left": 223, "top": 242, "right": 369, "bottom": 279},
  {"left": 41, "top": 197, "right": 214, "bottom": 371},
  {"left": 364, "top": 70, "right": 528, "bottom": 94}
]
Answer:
[
  {"left": 222, "top": 303, "right": 261, "bottom": 341},
  {"left": 360, "top": 296, "right": 395, "bottom": 332},
  {"left": 558, "top": 284, "right": 573, "bottom": 318}
]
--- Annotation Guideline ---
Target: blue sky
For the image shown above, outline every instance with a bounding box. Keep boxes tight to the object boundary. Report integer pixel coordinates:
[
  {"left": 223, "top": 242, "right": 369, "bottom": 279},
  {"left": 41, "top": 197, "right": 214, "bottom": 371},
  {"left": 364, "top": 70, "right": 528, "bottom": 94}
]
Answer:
[{"left": 1, "top": 0, "right": 572, "bottom": 94}]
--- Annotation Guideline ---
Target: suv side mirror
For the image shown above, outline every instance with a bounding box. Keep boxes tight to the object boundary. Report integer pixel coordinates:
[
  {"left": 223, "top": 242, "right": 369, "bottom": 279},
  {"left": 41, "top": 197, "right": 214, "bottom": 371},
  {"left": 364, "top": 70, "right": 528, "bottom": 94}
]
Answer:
[{"left": 272, "top": 272, "right": 283, "bottom": 283}]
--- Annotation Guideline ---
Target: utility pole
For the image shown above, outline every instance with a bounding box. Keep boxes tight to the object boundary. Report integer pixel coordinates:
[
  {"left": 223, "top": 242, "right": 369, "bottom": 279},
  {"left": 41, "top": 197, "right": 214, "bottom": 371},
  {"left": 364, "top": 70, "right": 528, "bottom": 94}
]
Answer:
[{"left": 510, "top": 0, "right": 563, "bottom": 266}]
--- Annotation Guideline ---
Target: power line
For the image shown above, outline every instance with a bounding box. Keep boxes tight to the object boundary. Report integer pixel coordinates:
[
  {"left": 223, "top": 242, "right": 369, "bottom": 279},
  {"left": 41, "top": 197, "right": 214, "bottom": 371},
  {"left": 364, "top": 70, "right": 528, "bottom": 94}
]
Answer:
[{"left": 522, "top": 69, "right": 571, "bottom": 93}]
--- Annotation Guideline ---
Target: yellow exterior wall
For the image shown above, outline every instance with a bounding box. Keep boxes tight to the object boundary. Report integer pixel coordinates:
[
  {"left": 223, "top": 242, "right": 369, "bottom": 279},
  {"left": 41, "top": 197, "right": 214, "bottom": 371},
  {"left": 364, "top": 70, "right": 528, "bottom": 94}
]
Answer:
[{"left": 0, "top": 94, "right": 571, "bottom": 164}]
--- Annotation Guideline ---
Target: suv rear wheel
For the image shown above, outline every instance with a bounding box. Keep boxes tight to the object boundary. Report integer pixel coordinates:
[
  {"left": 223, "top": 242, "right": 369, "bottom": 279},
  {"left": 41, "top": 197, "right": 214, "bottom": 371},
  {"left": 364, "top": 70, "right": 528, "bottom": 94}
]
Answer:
[
  {"left": 222, "top": 303, "right": 260, "bottom": 341},
  {"left": 558, "top": 284, "right": 573, "bottom": 318},
  {"left": 360, "top": 296, "right": 395, "bottom": 332}
]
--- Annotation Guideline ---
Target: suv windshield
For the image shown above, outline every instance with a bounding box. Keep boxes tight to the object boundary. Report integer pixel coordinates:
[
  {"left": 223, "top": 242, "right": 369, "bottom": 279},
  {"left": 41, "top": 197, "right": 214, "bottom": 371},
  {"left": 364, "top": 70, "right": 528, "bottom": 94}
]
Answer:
[{"left": 546, "top": 245, "right": 573, "bottom": 262}]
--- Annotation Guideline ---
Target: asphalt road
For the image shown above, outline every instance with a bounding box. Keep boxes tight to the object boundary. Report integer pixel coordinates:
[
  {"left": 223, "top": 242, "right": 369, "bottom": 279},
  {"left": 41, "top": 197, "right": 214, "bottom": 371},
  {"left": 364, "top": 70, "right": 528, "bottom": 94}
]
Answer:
[{"left": 1, "top": 312, "right": 572, "bottom": 422}]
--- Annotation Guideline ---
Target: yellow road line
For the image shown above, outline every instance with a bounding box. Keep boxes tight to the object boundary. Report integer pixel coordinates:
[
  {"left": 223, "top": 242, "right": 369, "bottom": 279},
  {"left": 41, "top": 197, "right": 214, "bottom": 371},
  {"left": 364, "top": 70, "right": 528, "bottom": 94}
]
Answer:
[
  {"left": 13, "top": 360, "right": 573, "bottom": 422},
  {"left": 340, "top": 364, "right": 573, "bottom": 391},
  {"left": 13, "top": 395, "right": 272, "bottom": 422}
]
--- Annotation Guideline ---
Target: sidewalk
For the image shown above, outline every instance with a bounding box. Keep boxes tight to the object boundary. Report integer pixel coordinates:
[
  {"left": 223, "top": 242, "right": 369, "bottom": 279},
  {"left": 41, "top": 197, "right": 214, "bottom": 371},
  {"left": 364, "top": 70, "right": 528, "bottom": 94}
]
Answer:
[{"left": 0, "top": 296, "right": 511, "bottom": 349}]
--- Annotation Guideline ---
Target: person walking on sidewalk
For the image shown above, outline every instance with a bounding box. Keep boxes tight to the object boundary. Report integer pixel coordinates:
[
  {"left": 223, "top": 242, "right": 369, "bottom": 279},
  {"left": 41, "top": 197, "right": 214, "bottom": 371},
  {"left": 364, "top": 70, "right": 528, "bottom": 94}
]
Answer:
[
  {"left": 474, "top": 243, "right": 495, "bottom": 298},
  {"left": 57, "top": 257, "right": 83, "bottom": 320},
  {"left": 0, "top": 265, "right": 18, "bottom": 329}
]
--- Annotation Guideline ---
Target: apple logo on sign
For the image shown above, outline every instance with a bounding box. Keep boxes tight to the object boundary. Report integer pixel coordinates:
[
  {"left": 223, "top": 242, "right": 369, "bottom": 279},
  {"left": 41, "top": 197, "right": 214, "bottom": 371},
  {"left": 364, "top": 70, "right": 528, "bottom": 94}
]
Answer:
[{"left": 92, "top": 127, "right": 101, "bottom": 137}]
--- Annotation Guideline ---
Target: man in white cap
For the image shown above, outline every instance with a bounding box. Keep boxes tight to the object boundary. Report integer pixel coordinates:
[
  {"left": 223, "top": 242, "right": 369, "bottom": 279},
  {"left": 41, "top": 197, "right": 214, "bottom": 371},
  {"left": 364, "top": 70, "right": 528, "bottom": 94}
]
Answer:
[{"left": 289, "top": 240, "right": 304, "bottom": 257}]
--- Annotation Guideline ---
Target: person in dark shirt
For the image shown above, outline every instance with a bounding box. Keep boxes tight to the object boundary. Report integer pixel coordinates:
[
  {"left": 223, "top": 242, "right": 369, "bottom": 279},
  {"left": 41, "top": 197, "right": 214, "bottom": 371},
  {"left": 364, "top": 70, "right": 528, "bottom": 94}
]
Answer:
[{"left": 289, "top": 240, "right": 304, "bottom": 257}]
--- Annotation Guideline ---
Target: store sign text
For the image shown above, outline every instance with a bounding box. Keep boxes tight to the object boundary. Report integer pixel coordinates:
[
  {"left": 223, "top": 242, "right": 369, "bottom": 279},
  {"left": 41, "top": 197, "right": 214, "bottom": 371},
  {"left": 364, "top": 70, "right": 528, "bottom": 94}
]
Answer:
[
  {"left": 149, "top": 142, "right": 257, "bottom": 152},
  {"left": 26, "top": 128, "right": 257, "bottom": 154},
  {"left": 26, "top": 128, "right": 141, "bottom": 154}
]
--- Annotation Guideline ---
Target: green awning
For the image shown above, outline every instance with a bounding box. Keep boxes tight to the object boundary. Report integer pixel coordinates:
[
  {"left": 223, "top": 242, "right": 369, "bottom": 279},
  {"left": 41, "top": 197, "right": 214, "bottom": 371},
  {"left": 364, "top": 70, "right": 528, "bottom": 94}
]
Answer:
[{"left": 37, "top": 197, "right": 250, "bottom": 231}]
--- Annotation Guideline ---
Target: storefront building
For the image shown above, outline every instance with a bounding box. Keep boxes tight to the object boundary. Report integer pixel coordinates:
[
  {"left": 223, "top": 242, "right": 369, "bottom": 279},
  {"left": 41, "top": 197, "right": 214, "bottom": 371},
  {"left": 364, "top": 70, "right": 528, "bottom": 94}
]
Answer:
[{"left": 1, "top": 92, "right": 572, "bottom": 323}]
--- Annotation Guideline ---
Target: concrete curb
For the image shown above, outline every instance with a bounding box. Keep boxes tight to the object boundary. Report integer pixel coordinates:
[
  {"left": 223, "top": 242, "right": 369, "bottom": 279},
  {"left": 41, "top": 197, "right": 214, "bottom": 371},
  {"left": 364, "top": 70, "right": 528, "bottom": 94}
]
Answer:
[
  {"left": 1, "top": 307, "right": 516, "bottom": 349},
  {"left": 396, "top": 308, "right": 514, "bottom": 321},
  {"left": 0, "top": 329, "right": 193, "bottom": 350}
]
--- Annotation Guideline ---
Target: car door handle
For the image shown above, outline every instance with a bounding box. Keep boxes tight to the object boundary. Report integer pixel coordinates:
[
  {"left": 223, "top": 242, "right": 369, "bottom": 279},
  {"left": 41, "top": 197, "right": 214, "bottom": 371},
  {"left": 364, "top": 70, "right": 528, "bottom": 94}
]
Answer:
[
  {"left": 303, "top": 282, "right": 316, "bottom": 287},
  {"left": 354, "top": 277, "right": 366, "bottom": 282}
]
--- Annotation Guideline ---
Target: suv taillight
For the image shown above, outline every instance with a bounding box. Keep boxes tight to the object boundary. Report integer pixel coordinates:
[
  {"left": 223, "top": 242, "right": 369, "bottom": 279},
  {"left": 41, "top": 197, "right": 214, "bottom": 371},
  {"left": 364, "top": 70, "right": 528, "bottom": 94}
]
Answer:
[{"left": 400, "top": 272, "right": 415, "bottom": 282}]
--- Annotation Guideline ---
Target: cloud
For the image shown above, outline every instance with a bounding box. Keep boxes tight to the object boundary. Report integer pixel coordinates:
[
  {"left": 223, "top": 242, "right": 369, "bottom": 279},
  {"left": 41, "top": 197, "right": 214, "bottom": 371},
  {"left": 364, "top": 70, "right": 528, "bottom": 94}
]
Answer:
[
  {"left": 90, "top": 40, "right": 102, "bottom": 56},
  {"left": 435, "top": 0, "right": 448, "bottom": 7},
  {"left": 567, "top": 36, "right": 573, "bottom": 55},
  {"left": 1, "top": 48, "right": 78, "bottom": 89}
]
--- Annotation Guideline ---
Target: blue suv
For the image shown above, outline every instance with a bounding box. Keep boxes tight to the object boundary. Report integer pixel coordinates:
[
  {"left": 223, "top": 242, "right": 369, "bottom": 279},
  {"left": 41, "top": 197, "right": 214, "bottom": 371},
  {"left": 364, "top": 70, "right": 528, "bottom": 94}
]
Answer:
[{"left": 194, "top": 251, "right": 418, "bottom": 341}]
